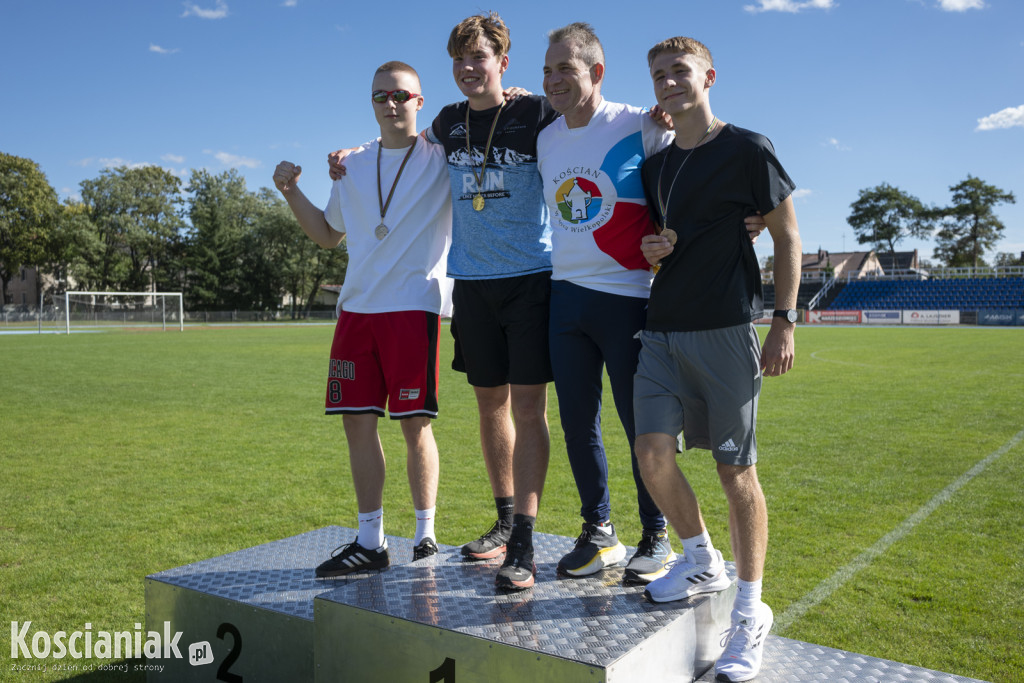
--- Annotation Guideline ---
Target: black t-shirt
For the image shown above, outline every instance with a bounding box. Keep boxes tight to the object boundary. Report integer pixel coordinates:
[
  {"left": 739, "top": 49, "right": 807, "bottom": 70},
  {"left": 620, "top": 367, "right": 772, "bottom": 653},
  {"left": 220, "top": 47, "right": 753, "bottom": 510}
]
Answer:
[{"left": 640, "top": 124, "right": 795, "bottom": 332}]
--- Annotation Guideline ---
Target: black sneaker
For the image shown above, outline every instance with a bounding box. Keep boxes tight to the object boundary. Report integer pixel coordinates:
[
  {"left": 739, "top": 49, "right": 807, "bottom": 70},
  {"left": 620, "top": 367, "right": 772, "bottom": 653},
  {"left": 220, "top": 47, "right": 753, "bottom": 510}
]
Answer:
[
  {"left": 495, "top": 535, "right": 536, "bottom": 591},
  {"left": 413, "top": 538, "right": 438, "bottom": 560},
  {"left": 557, "top": 522, "right": 627, "bottom": 577},
  {"left": 623, "top": 528, "right": 677, "bottom": 585},
  {"left": 315, "top": 541, "right": 389, "bottom": 578},
  {"left": 461, "top": 519, "right": 511, "bottom": 560}
]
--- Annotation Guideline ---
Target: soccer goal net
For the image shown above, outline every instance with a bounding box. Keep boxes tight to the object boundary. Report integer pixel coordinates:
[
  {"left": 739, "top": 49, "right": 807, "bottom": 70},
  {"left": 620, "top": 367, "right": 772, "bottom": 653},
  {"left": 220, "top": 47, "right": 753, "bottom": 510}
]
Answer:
[{"left": 63, "top": 291, "right": 184, "bottom": 333}]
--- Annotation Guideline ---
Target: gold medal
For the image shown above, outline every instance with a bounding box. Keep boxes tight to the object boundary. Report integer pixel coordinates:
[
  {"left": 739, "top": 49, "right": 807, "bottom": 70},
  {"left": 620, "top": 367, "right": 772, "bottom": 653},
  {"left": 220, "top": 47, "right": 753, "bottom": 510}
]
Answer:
[
  {"left": 466, "top": 100, "right": 504, "bottom": 215},
  {"left": 661, "top": 228, "right": 677, "bottom": 245},
  {"left": 375, "top": 224, "right": 388, "bottom": 240}
]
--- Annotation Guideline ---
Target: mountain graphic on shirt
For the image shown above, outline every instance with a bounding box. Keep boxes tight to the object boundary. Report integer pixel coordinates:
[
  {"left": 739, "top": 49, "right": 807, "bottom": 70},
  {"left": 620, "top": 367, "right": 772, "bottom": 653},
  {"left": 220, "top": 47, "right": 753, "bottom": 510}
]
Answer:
[{"left": 447, "top": 146, "right": 534, "bottom": 168}]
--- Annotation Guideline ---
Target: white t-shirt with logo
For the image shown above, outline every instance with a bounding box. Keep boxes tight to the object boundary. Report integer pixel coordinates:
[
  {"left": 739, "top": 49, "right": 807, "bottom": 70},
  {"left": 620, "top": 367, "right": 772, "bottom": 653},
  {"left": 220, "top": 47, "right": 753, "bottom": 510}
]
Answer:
[
  {"left": 537, "top": 99, "right": 673, "bottom": 299},
  {"left": 324, "top": 138, "right": 453, "bottom": 316}
]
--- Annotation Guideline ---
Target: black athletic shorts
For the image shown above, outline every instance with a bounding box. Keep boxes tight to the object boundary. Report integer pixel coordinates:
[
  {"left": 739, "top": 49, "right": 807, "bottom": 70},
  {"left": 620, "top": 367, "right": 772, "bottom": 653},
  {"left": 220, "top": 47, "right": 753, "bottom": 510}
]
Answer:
[{"left": 450, "top": 272, "right": 553, "bottom": 387}]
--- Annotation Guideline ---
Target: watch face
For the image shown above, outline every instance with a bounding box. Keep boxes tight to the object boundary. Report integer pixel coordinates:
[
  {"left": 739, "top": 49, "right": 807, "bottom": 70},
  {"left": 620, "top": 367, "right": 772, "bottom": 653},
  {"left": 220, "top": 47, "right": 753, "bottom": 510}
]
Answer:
[{"left": 787, "top": 309, "right": 798, "bottom": 323}]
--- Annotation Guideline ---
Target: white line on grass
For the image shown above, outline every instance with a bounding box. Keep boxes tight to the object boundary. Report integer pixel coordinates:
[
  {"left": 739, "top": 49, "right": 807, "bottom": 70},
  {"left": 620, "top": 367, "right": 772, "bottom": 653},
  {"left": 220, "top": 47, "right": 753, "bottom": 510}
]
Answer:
[{"left": 774, "top": 426, "right": 1024, "bottom": 634}]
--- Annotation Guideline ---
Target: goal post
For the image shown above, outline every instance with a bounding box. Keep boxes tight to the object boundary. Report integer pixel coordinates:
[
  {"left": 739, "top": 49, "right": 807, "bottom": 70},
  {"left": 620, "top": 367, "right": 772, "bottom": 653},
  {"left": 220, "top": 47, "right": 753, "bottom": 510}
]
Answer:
[{"left": 64, "top": 291, "right": 184, "bottom": 334}]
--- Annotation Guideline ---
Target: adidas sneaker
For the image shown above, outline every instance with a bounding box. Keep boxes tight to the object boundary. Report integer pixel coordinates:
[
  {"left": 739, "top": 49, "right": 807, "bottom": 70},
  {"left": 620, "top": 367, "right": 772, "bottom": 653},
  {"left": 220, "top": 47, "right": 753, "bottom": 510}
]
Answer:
[
  {"left": 715, "top": 602, "right": 773, "bottom": 682},
  {"left": 315, "top": 540, "right": 389, "bottom": 578},
  {"left": 643, "top": 549, "right": 730, "bottom": 603}
]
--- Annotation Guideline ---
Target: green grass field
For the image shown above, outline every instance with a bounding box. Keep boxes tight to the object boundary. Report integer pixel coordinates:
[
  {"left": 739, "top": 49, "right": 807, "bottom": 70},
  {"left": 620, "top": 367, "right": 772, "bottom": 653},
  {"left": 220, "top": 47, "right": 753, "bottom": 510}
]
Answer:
[{"left": 1, "top": 324, "right": 1022, "bottom": 682}]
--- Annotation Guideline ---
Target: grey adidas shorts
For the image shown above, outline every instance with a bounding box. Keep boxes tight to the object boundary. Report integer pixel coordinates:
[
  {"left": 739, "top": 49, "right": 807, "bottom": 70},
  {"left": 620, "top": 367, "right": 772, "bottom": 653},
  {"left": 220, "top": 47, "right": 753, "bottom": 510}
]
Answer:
[{"left": 633, "top": 324, "right": 761, "bottom": 466}]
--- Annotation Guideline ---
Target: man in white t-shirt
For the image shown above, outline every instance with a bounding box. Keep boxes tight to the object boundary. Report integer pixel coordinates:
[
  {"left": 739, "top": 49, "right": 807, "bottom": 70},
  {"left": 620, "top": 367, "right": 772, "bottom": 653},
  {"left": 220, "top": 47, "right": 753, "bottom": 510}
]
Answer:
[
  {"left": 537, "top": 23, "right": 764, "bottom": 585},
  {"left": 273, "top": 61, "right": 452, "bottom": 577}
]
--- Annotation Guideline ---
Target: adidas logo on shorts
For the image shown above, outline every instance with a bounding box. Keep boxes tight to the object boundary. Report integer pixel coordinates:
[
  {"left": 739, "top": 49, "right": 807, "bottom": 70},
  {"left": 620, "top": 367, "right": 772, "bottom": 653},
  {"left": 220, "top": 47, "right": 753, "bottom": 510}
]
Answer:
[{"left": 719, "top": 439, "right": 740, "bottom": 452}]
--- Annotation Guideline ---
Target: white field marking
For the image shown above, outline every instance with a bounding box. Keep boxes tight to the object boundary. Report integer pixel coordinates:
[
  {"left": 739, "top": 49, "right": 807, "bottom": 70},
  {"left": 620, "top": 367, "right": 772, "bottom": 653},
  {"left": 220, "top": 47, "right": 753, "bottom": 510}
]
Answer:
[
  {"left": 774, "top": 426, "right": 1024, "bottom": 635},
  {"left": 809, "top": 349, "right": 874, "bottom": 368}
]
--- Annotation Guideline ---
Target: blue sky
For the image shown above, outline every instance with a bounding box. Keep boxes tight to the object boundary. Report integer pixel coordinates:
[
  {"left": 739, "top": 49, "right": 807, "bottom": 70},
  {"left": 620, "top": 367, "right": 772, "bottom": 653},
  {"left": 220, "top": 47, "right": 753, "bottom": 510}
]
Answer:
[{"left": 2, "top": 0, "right": 1021, "bottom": 265}]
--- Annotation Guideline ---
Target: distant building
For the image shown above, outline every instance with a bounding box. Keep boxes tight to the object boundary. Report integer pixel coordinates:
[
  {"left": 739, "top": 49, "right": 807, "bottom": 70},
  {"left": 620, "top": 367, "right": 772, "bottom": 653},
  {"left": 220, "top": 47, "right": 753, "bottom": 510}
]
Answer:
[
  {"left": 801, "top": 248, "right": 883, "bottom": 281},
  {"left": 876, "top": 250, "right": 920, "bottom": 274}
]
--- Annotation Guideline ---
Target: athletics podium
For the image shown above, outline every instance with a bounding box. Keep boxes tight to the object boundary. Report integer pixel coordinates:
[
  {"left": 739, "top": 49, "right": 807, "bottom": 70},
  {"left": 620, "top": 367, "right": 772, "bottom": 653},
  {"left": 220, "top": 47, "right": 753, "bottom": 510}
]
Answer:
[{"left": 145, "top": 527, "right": 986, "bottom": 682}]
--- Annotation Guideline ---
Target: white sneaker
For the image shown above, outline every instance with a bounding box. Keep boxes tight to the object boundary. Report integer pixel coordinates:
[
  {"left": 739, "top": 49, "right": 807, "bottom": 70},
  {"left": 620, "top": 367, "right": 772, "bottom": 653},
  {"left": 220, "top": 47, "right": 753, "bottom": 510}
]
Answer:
[
  {"left": 715, "top": 602, "right": 773, "bottom": 682},
  {"left": 642, "top": 549, "right": 730, "bottom": 603}
]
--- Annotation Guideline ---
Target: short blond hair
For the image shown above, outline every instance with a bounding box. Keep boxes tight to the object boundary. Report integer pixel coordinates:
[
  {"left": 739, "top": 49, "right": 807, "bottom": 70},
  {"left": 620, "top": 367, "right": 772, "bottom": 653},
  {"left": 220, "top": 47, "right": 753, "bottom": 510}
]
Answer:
[
  {"left": 647, "top": 36, "right": 713, "bottom": 71},
  {"left": 375, "top": 60, "right": 421, "bottom": 87},
  {"left": 447, "top": 12, "right": 510, "bottom": 59}
]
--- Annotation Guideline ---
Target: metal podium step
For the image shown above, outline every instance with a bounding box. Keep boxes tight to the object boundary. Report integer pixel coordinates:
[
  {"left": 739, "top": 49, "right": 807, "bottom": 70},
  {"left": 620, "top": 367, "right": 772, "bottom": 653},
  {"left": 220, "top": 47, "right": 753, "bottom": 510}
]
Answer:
[
  {"left": 314, "top": 531, "right": 734, "bottom": 682},
  {"left": 145, "top": 527, "right": 989, "bottom": 683},
  {"left": 145, "top": 526, "right": 438, "bottom": 681},
  {"left": 695, "top": 636, "right": 987, "bottom": 682}
]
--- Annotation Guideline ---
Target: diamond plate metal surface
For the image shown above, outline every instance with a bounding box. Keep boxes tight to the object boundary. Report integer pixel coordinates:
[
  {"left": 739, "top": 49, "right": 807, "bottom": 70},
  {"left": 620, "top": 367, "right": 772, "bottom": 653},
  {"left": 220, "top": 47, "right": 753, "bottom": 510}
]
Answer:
[
  {"left": 695, "top": 635, "right": 989, "bottom": 682},
  {"left": 146, "top": 526, "right": 436, "bottom": 621},
  {"left": 316, "top": 531, "right": 730, "bottom": 670}
]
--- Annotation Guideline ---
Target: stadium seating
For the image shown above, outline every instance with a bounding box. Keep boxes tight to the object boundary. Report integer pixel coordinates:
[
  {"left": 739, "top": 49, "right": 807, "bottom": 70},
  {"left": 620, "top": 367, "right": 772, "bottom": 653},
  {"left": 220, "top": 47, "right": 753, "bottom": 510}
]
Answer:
[{"left": 827, "top": 277, "right": 1024, "bottom": 311}]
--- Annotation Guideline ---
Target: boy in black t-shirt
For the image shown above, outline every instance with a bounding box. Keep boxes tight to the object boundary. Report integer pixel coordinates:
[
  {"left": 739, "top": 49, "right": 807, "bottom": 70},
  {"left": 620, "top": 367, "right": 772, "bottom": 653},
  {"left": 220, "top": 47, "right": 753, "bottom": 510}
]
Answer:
[{"left": 633, "top": 36, "right": 802, "bottom": 683}]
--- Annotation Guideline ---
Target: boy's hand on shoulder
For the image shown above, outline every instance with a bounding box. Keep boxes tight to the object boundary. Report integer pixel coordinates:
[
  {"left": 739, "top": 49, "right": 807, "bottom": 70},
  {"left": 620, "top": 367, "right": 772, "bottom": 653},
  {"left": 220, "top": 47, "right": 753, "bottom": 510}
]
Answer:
[
  {"left": 503, "top": 86, "right": 531, "bottom": 100},
  {"left": 649, "top": 105, "right": 674, "bottom": 131},
  {"left": 273, "top": 161, "right": 302, "bottom": 194},
  {"left": 328, "top": 148, "right": 359, "bottom": 180}
]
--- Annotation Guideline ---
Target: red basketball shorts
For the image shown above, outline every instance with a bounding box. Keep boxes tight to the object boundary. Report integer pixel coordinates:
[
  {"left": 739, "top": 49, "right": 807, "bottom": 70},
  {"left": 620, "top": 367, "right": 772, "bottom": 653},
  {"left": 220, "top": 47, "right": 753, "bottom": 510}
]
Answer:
[{"left": 325, "top": 310, "right": 440, "bottom": 419}]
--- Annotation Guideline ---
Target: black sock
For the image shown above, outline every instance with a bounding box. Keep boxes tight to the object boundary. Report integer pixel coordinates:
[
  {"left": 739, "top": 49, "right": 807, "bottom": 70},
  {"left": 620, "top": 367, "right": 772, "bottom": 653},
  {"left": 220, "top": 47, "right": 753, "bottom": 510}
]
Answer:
[
  {"left": 496, "top": 497, "right": 514, "bottom": 525},
  {"left": 511, "top": 513, "right": 535, "bottom": 536}
]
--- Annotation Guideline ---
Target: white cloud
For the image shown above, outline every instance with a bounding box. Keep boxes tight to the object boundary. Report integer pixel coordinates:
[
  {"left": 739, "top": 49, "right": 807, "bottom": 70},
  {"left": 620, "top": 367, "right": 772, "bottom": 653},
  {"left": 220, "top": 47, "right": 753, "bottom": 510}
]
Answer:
[
  {"left": 744, "top": 0, "right": 835, "bottom": 13},
  {"left": 282, "top": 0, "right": 298, "bottom": 6},
  {"left": 976, "top": 105, "right": 1024, "bottom": 131},
  {"left": 162, "top": 153, "right": 186, "bottom": 164},
  {"left": 823, "top": 137, "right": 851, "bottom": 151},
  {"left": 792, "top": 188, "right": 813, "bottom": 200},
  {"left": 98, "top": 158, "right": 155, "bottom": 170},
  {"left": 182, "top": 1, "right": 229, "bottom": 19},
  {"left": 213, "top": 151, "right": 261, "bottom": 168},
  {"left": 149, "top": 44, "right": 179, "bottom": 55},
  {"left": 937, "top": 0, "right": 984, "bottom": 11}
]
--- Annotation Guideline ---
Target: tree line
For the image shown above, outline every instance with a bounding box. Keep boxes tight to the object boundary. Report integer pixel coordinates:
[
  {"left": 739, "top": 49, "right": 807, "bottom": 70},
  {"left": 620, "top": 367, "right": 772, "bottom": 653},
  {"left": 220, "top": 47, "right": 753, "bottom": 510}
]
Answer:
[
  {"left": 0, "top": 152, "right": 348, "bottom": 313},
  {"left": 846, "top": 175, "right": 1017, "bottom": 269}
]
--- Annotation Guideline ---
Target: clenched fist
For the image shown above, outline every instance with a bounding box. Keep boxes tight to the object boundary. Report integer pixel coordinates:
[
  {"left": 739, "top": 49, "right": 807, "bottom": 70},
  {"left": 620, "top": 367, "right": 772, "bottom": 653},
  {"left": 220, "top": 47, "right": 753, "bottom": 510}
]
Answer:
[{"left": 273, "top": 161, "right": 302, "bottom": 194}]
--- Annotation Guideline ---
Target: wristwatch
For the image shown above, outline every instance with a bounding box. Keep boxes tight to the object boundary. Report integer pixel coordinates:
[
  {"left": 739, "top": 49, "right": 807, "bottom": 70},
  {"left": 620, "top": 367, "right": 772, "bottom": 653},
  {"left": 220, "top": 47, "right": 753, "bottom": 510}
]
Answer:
[{"left": 773, "top": 309, "right": 799, "bottom": 324}]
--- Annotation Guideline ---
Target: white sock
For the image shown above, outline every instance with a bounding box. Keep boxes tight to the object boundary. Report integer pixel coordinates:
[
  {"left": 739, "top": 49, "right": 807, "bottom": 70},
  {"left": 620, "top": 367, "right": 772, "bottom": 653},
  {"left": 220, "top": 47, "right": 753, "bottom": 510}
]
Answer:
[
  {"left": 681, "top": 529, "right": 717, "bottom": 567},
  {"left": 357, "top": 508, "right": 384, "bottom": 550},
  {"left": 595, "top": 520, "right": 613, "bottom": 535},
  {"left": 414, "top": 507, "right": 436, "bottom": 545},
  {"left": 734, "top": 578, "right": 763, "bottom": 618}
]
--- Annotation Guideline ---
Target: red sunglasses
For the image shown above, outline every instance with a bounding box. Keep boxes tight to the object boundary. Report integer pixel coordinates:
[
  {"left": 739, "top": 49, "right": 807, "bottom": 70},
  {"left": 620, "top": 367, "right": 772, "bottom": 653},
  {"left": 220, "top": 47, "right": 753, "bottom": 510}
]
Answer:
[{"left": 371, "top": 89, "right": 420, "bottom": 103}]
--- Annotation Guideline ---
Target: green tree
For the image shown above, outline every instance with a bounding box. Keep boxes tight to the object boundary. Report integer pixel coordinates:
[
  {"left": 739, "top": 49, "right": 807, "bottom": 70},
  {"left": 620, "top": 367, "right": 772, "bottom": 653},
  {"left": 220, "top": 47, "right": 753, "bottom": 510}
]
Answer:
[
  {"left": 184, "top": 169, "right": 263, "bottom": 310},
  {"left": 934, "top": 175, "right": 1016, "bottom": 269},
  {"left": 246, "top": 190, "right": 348, "bottom": 317},
  {"left": 994, "top": 251, "right": 1024, "bottom": 267},
  {"left": 0, "top": 153, "right": 60, "bottom": 304},
  {"left": 78, "top": 165, "right": 185, "bottom": 293},
  {"left": 847, "top": 183, "right": 933, "bottom": 260}
]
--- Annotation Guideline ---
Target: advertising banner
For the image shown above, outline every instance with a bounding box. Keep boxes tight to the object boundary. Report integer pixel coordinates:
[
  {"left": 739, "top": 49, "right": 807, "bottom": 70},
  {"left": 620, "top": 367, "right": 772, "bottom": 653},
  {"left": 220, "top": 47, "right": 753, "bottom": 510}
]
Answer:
[
  {"left": 862, "top": 310, "right": 900, "bottom": 325},
  {"left": 806, "top": 310, "right": 861, "bottom": 324},
  {"left": 903, "top": 310, "right": 960, "bottom": 325},
  {"left": 978, "top": 309, "right": 1018, "bottom": 326}
]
